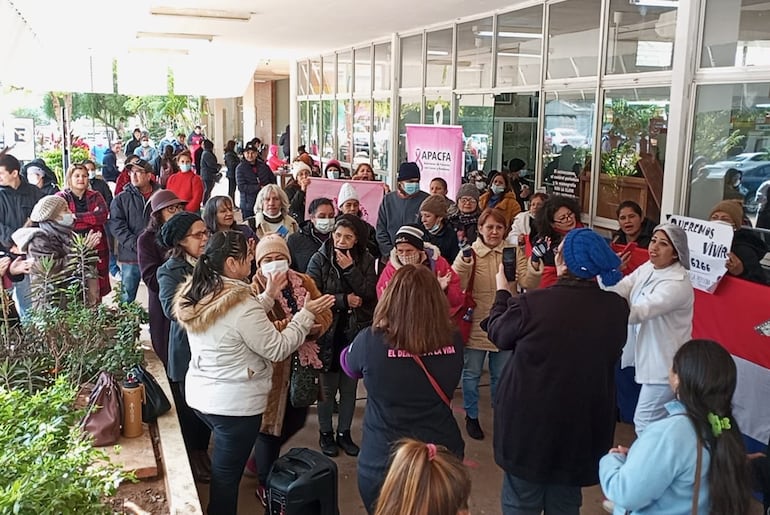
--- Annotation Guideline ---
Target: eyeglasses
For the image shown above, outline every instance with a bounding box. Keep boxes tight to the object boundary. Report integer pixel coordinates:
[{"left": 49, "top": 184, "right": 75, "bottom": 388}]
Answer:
[
  {"left": 553, "top": 212, "right": 575, "bottom": 224},
  {"left": 186, "top": 230, "right": 211, "bottom": 240},
  {"left": 458, "top": 197, "right": 477, "bottom": 204},
  {"left": 165, "top": 204, "right": 183, "bottom": 214}
]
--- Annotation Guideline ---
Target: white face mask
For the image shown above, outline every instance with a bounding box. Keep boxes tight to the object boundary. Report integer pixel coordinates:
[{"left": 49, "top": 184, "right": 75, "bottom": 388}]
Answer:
[
  {"left": 59, "top": 213, "right": 75, "bottom": 227},
  {"left": 327, "top": 170, "right": 340, "bottom": 180},
  {"left": 261, "top": 259, "right": 289, "bottom": 275},
  {"left": 27, "top": 174, "right": 41, "bottom": 185},
  {"left": 313, "top": 218, "right": 334, "bottom": 234},
  {"left": 141, "top": 140, "right": 150, "bottom": 148},
  {"left": 475, "top": 181, "right": 486, "bottom": 191},
  {"left": 88, "top": 170, "right": 97, "bottom": 179}
]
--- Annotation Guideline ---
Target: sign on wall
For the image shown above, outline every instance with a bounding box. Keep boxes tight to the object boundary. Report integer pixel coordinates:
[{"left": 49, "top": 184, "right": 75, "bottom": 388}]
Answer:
[
  {"left": 405, "top": 124, "right": 464, "bottom": 199},
  {"left": 305, "top": 178, "right": 386, "bottom": 227},
  {"left": 2, "top": 118, "right": 35, "bottom": 161},
  {"left": 667, "top": 214, "right": 735, "bottom": 294}
]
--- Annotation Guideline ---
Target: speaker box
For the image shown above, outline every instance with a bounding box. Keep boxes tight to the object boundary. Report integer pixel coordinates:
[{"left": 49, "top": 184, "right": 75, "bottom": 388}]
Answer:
[{"left": 265, "top": 447, "right": 339, "bottom": 515}]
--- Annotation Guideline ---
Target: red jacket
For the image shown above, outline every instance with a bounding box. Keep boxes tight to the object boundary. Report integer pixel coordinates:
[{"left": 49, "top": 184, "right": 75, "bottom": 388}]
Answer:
[{"left": 166, "top": 172, "right": 204, "bottom": 212}]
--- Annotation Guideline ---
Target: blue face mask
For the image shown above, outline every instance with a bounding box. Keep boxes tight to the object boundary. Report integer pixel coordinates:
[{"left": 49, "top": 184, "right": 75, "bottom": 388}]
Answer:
[{"left": 402, "top": 182, "right": 420, "bottom": 195}]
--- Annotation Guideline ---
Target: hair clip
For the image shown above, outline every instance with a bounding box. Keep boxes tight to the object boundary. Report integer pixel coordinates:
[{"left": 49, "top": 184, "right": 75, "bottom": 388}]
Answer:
[
  {"left": 426, "top": 443, "right": 437, "bottom": 462},
  {"left": 707, "top": 412, "right": 731, "bottom": 437}
]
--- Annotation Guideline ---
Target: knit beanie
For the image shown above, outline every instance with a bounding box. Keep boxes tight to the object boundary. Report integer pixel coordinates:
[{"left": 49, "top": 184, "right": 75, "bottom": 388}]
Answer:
[
  {"left": 291, "top": 160, "right": 311, "bottom": 179},
  {"left": 337, "top": 183, "right": 360, "bottom": 208},
  {"left": 159, "top": 212, "right": 203, "bottom": 248},
  {"left": 397, "top": 162, "right": 420, "bottom": 182},
  {"left": 709, "top": 200, "right": 743, "bottom": 229},
  {"left": 30, "top": 195, "right": 68, "bottom": 222},
  {"left": 653, "top": 223, "right": 691, "bottom": 270},
  {"left": 254, "top": 233, "right": 292, "bottom": 265},
  {"left": 325, "top": 159, "right": 342, "bottom": 172},
  {"left": 420, "top": 195, "right": 448, "bottom": 218},
  {"left": 561, "top": 228, "right": 623, "bottom": 286},
  {"left": 394, "top": 225, "right": 425, "bottom": 251},
  {"left": 456, "top": 183, "right": 480, "bottom": 203}
]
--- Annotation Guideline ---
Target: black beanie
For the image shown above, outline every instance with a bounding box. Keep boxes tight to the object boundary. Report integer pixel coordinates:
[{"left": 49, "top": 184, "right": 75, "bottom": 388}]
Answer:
[{"left": 159, "top": 211, "right": 203, "bottom": 248}]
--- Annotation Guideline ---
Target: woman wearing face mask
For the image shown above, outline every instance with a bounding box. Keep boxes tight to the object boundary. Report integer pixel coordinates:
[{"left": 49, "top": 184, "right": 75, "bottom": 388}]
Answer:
[
  {"left": 324, "top": 159, "right": 344, "bottom": 180},
  {"left": 376, "top": 225, "right": 463, "bottom": 313},
  {"left": 56, "top": 163, "right": 111, "bottom": 298},
  {"left": 23, "top": 159, "right": 60, "bottom": 195},
  {"left": 709, "top": 200, "right": 768, "bottom": 285},
  {"left": 478, "top": 170, "right": 521, "bottom": 228},
  {"left": 307, "top": 215, "right": 378, "bottom": 458},
  {"left": 12, "top": 195, "right": 101, "bottom": 309},
  {"left": 248, "top": 184, "right": 300, "bottom": 239},
  {"left": 157, "top": 212, "right": 213, "bottom": 483},
  {"left": 420, "top": 195, "right": 459, "bottom": 264},
  {"left": 287, "top": 197, "right": 336, "bottom": 273},
  {"left": 166, "top": 151, "right": 204, "bottom": 212},
  {"left": 337, "top": 183, "right": 381, "bottom": 261},
  {"left": 283, "top": 161, "right": 313, "bottom": 223},
  {"left": 175, "top": 231, "right": 335, "bottom": 515},
  {"left": 527, "top": 195, "right": 583, "bottom": 289},
  {"left": 448, "top": 183, "right": 482, "bottom": 250}
]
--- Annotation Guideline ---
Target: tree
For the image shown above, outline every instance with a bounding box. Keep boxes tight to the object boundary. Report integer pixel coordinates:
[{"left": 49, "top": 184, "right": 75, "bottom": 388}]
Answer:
[{"left": 10, "top": 107, "right": 50, "bottom": 126}]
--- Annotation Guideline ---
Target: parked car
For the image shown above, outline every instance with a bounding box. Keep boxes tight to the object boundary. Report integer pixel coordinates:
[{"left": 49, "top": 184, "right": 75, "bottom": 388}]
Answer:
[
  {"left": 739, "top": 160, "right": 770, "bottom": 212},
  {"left": 546, "top": 128, "right": 589, "bottom": 153},
  {"left": 715, "top": 152, "right": 770, "bottom": 170}
]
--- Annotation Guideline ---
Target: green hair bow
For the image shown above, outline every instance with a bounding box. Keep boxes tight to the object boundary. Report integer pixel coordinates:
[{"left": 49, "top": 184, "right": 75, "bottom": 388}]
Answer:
[{"left": 707, "top": 412, "right": 731, "bottom": 437}]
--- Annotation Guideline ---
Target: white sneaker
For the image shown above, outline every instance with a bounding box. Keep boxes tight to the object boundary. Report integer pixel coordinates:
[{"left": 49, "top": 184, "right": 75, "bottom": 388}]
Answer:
[{"left": 602, "top": 499, "right": 615, "bottom": 513}]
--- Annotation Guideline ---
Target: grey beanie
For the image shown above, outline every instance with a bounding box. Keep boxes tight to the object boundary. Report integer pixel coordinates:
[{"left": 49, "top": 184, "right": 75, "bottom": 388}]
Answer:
[
  {"left": 456, "top": 183, "right": 480, "bottom": 203},
  {"left": 653, "top": 223, "right": 690, "bottom": 270}
]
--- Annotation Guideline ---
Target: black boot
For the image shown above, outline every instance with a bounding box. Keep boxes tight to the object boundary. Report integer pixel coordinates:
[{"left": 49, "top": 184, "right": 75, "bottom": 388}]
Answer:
[
  {"left": 336, "top": 431, "right": 360, "bottom": 457},
  {"left": 465, "top": 416, "right": 485, "bottom": 440},
  {"left": 319, "top": 431, "right": 339, "bottom": 457}
]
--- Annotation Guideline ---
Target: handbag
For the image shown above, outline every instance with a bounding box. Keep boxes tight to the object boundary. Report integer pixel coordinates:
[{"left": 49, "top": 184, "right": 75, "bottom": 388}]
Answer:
[
  {"left": 81, "top": 371, "right": 122, "bottom": 447},
  {"left": 450, "top": 250, "right": 477, "bottom": 343},
  {"left": 412, "top": 355, "right": 451, "bottom": 408},
  {"left": 290, "top": 352, "right": 320, "bottom": 408},
  {"left": 128, "top": 364, "right": 171, "bottom": 422}
]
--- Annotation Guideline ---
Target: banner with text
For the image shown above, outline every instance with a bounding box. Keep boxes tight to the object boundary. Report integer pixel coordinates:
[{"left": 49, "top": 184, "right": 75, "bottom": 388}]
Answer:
[
  {"left": 305, "top": 178, "right": 385, "bottom": 227},
  {"left": 406, "top": 124, "right": 464, "bottom": 199},
  {"left": 668, "top": 214, "right": 735, "bottom": 294}
]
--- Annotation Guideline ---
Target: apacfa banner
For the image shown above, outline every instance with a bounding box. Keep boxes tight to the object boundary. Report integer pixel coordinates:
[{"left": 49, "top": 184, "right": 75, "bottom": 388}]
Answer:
[
  {"left": 406, "top": 124, "right": 464, "bottom": 199},
  {"left": 667, "top": 214, "right": 735, "bottom": 294},
  {"left": 305, "top": 178, "right": 386, "bottom": 227}
]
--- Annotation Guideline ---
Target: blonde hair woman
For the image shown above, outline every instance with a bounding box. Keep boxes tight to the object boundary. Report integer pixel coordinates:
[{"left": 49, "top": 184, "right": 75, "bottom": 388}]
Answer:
[{"left": 248, "top": 183, "right": 299, "bottom": 238}]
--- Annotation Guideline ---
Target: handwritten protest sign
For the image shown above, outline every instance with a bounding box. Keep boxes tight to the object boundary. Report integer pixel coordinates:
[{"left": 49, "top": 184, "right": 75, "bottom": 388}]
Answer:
[{"left": 668, "top": 214, "right": 734, "bottom": 294}]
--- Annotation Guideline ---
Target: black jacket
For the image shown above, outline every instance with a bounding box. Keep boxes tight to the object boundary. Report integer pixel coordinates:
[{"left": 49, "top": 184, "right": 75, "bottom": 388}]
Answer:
[
  {"left": 22, "top": 159, "right": 59, "bottom": 196},
  {"left": 284, "top": 183, "right": 307, "bottom": 223},
  {"left": 101, "top": 148, "right": 119, "bottom": 182},
  {"left": 287, "top": 221, "right": 329, "bottom": 273},
  {"left": 90, "top": 178, "right": 113, "bottom": 207},
  {"left": 224, "top": 150, "right": 239, "bottom": 180},
  {"left": 612, "top": 217, "right": 657, "bottom": 249},
  {"left": 423, "top": 222, "right": 459, "bottom": 263},
  {"left": 306, "top": 238, "right": 377, "bottom": 372},
  {"left": 0, "top": 181, "right": 43, "bottom": 251},
  {"left": 448, "top": 211, "right": 479, "bottom": 246},
  {"left": 157, "top": 256, "right": 194, "bottom": 383},
  {"left": 732, "top": 229, "right": 768, "bottom": 285},
  {"left": 235, "top": 158, "right": 275, "bottom": 212},
  {"left": 199, "top": 149, "right": 219, "bottom": 182},
  {"left": 125, "top": 137, "right": 141, "bottom": 157},
  {"left": 109, "top": 183, "right": 160, "bottom": 262},
  {"left": 484, "top": 280, "right": 629, "bottom": 486}
]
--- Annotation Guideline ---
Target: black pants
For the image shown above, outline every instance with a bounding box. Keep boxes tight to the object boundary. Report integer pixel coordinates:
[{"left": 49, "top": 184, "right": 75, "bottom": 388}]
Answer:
[
  {"left": 202, "top": 179, "right": 216, "bottom": 205},
  {"left": 169, "top": 381, "right": 211, "bottom": 451},
  {"left": 227, "top": 175, "right": 236, "bottom": 204},
  {"left": 254, "top": 392, "right": 309, "bottom": 484}
]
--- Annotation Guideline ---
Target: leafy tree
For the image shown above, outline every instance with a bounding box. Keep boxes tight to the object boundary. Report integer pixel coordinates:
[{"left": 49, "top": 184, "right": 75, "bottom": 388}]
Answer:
[{"left": 10, "top": 107, "right": 50, "bottom": 126}]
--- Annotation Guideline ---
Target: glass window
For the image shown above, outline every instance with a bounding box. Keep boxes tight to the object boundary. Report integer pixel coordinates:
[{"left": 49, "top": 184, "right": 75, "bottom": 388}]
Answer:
[
  {"left": 688, "top": 83, "right": 770, "bottom": 224},
  {"left": 322, "top": 55, "right": 336, "bottom": 95},
  {"left": 309, "top": 59, "right": 321, "bottom": 95},
  {"left": 400, "top": 34, "right": 423, "bottom": 88},
  {"left": 547, "top": 0, "right": 602, "bottom": 80},
  {"left": 493, "top": 93, "right": 541, "bottom": 177},
  {"left": 426, "top": 28, "right": 453, "bottom": 88},
  {"left": 542, "top": 90, "right": 596, "bottom": 209},
  {"left": 298, "top": 61, "right": 308, "bottom": 96},
  {"left": 456, "top": 18, "right": 493, "bottom": 90},
  {"left": 309, "top": 100, "right": 321, "bottom": 156},
  {"left": 701, "top": 0, "right": 770, "bottom": 68},
  {"left": 337, "top": 100, "right": 354, "bottom": 163},
  {"left": 355, "top": 46, "right": 372, "bottom": 94},
  {"left": 373, "top": 99, "right": 391, "bottom": 173},
  {"left": 597, "top": 88, "right": 670, "bottom": 224},
  {"left": 374, "top": 43, "right": 392, "bottom": 91},
  {"left": 496, "top": 7, "right": 544, "bottom": 87},
  {"left": 338, "top": 51, "right": 352, "bottom": 95},
  {"left": 299, "top": 101, "right": 309, "bottom": 149},
  {"left": 606, "top": 0, "right": 677, "bottom": 74},
  {"left": 425, "top": 96, "right": 451, "bottom": 126},
  {"left": 321, "top": 100, "right": 336, "bottom": 159},
  {"left": 398, "top": 96, "right": 422, "bottom": 165},
  {"left": 457, "top": 94, "right": 494, "bottom": 175},
  {"left": 351, "top": 101, "right": 372, "bottom": 164}
]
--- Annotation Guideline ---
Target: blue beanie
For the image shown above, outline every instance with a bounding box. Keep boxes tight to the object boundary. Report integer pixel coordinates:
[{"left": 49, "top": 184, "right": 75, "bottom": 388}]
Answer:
[
  {"left": 561, "top": 228, "right": 622, "bottom": 286},
  {"left": 397, "top": 162, "right": 421, "bottom": 182}
]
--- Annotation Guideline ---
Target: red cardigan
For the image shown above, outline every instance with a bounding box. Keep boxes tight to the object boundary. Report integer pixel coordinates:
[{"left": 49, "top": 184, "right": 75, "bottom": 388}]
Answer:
[{"left": 166, "top": 172, "right": 204, "bottom": 212}]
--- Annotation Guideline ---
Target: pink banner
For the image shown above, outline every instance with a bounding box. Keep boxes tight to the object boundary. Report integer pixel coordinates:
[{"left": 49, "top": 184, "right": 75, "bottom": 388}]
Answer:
[
  {"left": 406, "top": 124, "right": 464, "bottom": 199},
  {"left": 305, "top": 178, "right": 385, "bottom": 227}
]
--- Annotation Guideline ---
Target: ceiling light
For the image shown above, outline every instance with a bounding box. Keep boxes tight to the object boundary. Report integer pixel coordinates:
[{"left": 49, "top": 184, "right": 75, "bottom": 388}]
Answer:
[
  {"left": 150, "top": 7, "right": 253, "bottom": 21},
  {"left": 498, "top": 52, "right": 541, "bottom": 58},
  {"left": 629, "top": 0, "right": 679, "bottom": 7},
  {"left": 427, "top": 50, "right": 449, "bottom": 56},
  {"left": 477, "top": 31, "right": 543, "bottom": 39},
  {"left": 137, "top": 32, "right": 214, "bottom": 42}
]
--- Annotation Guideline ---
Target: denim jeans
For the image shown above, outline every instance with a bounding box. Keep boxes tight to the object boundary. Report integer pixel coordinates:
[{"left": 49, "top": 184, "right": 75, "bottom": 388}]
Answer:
[
  {"left": 501, "top": 473, "right": 582, "bottom": 515},
  {"left": 317, "top": 371, "right": 358, "bottom": 433},
  {"left": 194, "top": 410, "right": 262, "bottom": 515},
  {"left": 462, "top": 348, "right": 511, "bottom": 419},
  {"left": 12, "top": 275, "right": 31, "bottom": 319},
  {"left": 120, "top": 262, "right": 141, "bottom": 303}
]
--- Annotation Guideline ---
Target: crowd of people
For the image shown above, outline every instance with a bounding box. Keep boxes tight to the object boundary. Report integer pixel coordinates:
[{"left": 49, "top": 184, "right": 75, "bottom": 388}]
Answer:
[{"left": 1, "top": 131, "right": 768, "bottom": 515}]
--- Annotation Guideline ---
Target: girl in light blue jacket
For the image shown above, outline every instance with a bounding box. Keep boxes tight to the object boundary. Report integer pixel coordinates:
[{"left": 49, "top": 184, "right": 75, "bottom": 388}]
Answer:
[{"left": 599, "top": 339, "right": 751, "bottom": 514}]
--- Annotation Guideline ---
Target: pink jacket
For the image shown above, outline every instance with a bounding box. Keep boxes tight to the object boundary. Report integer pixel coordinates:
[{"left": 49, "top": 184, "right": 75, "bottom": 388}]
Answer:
[{"left": 376, "top": 243, "right": 464, "bottom": 315}]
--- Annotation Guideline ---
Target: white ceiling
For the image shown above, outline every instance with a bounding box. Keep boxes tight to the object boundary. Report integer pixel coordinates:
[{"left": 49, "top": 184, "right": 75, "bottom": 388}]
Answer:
[{"left": 2, "top": 0, "right": 527, "bottom": 97}]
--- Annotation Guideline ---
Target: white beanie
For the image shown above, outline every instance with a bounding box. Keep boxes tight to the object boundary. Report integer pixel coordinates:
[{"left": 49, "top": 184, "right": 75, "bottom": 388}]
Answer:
[
  {"left": 337, "top": 183, "right": 360, "bottom": 208},
  {"left": 291, "top": 161, "right": 312, "bottom": 179},
  {"left": 26, "top": 166, "right": 45, "bottom": 178}
]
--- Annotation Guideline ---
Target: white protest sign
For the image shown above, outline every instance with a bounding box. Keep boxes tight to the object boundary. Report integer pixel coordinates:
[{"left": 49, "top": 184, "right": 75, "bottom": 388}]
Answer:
[{"left": 667, "top": 214, "right": 734, "bottom": 294}]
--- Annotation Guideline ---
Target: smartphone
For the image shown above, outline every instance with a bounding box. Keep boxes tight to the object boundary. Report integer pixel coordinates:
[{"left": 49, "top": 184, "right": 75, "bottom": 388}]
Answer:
[
  {"left": 276, "top": 225, "right": 289, "bottom": 238},
  {"left": 502, "top": 247, "right": 517, "bottom": 282}
]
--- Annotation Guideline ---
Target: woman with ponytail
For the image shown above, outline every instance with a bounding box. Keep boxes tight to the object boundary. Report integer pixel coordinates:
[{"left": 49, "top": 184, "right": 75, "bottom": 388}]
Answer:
[
  {"left": 600, "top": 339, "right": 751, "bottom": 514},
  {"left": 173, "top": 230, "right": 334, "bottom": 515},
  {"left": 157, "top": 212, "right": 212, "bottom": 483},
  {"left": 374, "top": 438, "right": 471, "bottom": 515}
]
